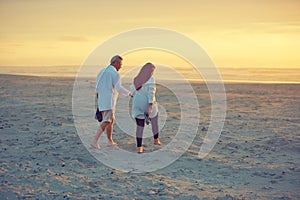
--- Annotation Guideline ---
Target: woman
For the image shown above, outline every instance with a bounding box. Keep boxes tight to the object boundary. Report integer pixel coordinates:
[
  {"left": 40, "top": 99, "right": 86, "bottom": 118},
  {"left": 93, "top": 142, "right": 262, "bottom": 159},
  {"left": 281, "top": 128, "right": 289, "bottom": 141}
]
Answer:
[{"left": 131, "top": 63, "right": 162, "bottom": 153}]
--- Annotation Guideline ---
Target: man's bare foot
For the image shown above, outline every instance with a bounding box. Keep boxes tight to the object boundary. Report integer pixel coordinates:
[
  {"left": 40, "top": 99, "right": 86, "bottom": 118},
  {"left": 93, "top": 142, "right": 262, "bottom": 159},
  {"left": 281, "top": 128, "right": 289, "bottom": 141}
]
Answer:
[
  {"left": 154, "top": 138, "right": 162, "bottom": 145},
  {"left": 91, "top": 143, "right": 100, "bottom": 149},
  {"left": 107, "top": 141, "right": 117, "bottom": 147}
]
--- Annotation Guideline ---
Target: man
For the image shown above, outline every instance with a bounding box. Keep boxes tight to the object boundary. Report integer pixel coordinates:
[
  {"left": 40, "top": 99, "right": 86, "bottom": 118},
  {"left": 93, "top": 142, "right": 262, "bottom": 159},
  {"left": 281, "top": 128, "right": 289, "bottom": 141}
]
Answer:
[{"left": 91, "top": 55, "right": 131, "bottom": 149}]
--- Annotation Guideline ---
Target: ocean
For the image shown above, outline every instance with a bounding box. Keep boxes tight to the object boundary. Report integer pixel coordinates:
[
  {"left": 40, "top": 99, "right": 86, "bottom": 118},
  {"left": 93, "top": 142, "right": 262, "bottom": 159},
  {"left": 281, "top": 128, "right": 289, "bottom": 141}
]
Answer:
[{"left": 0, "top": 65, "right": 299, "bottom": 84}]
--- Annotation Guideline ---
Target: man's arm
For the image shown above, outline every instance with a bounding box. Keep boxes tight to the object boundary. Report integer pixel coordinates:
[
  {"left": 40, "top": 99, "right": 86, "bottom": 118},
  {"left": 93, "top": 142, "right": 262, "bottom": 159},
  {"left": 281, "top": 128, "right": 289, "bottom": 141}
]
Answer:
[
  {"left": 95, "top": 93, "right": 98, "bottom": 109},
  {"left": 114, "top": 73, "right": 131, "bottom": 96}
]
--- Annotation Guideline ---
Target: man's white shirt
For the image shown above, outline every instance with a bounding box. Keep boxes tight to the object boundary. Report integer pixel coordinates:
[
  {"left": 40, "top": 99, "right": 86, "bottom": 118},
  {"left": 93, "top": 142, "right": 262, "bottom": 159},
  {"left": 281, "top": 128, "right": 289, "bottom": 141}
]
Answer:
[{"left": 95, "top": 65, "right": 129, "bottom": 111}]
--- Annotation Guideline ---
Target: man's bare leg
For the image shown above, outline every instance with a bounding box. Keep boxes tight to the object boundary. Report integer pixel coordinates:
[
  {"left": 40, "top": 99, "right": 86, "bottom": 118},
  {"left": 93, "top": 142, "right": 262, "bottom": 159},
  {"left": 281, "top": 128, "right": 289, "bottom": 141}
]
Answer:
[
  {"left": 91, "top": 122, "right": 109, "bottom": 149},
  {"left": 106, "top": 118, "right": 117, "bottom": 146}
]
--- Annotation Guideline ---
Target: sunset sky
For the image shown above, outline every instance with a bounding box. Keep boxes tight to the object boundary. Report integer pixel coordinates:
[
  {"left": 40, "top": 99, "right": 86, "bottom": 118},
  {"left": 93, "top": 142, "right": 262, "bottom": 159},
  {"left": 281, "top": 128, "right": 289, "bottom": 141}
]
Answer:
[{"left": 1, "top": 0, "right": 300, "bottom": 69}]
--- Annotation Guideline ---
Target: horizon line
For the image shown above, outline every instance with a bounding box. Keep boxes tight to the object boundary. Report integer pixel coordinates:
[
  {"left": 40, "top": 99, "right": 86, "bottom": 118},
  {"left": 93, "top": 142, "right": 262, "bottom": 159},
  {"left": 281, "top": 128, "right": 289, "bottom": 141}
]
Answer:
[{"left": 0, "top": 73, "right": 299, "bottom": 84}]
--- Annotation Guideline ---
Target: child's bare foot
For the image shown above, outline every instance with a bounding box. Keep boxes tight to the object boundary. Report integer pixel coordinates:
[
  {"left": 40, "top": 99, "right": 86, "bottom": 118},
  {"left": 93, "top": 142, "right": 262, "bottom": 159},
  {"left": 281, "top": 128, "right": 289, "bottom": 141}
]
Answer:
[{"left": 154, "top": 138, "right": 162, "bottom": 145}]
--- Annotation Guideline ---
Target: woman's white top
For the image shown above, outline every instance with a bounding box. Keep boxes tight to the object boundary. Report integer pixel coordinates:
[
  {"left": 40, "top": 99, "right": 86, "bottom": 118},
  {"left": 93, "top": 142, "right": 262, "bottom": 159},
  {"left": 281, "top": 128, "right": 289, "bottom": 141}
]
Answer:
[{"left": 130, "top": 77, "right": 158, "bottom": 119}]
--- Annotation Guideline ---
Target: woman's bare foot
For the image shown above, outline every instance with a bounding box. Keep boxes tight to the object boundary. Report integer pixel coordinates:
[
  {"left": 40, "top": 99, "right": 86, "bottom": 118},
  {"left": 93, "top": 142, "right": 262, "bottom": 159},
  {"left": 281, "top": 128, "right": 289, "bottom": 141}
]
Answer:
[
  {"left": 137, "top": 146, "right": 143, "bottom": 154},
  {"left": 154, "top": 138, "right": 162, "bottom": 145}
]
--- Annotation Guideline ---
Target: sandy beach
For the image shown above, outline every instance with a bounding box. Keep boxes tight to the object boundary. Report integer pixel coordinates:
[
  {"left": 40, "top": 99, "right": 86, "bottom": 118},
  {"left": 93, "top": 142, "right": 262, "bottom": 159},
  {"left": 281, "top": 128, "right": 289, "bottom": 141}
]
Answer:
[{"left": 0, "top": 74, "right": 299, "bottom": 199}]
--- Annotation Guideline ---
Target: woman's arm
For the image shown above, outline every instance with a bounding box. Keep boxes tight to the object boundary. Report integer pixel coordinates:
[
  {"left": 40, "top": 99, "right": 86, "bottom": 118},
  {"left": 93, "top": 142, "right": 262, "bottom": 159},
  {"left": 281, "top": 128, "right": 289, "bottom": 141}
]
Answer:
[
  {"left": 147, "top": 78, "right": 156, "bottom": 115},
  {"left": 147, "top": 78, "right": 156, "bottom": 103}
]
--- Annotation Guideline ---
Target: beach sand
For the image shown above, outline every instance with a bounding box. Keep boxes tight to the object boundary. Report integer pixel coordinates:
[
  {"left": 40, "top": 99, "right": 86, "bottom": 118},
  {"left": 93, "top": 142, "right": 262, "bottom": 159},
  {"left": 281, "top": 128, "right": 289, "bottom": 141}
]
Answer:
[{"left": 0, "top": 74, "right": 299, "bottom": 199}]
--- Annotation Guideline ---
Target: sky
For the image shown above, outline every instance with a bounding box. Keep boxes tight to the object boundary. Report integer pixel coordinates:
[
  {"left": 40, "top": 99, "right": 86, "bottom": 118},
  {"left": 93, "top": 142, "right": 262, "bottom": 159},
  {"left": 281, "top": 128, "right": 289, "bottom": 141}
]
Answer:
[{"left": 1, "top": 0, "right": 300, "bottom": 69}]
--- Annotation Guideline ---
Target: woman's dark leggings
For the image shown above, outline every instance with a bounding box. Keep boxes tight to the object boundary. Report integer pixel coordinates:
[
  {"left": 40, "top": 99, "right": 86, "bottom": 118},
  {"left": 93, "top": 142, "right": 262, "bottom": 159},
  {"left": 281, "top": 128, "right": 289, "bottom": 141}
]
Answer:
[{"left": 135, "top": 115, "right": 159, "bottom": 147}]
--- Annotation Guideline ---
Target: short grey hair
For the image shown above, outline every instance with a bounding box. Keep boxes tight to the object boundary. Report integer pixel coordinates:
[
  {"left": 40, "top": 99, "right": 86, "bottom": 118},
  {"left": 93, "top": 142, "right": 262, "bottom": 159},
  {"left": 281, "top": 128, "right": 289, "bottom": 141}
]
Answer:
[{"left": 110, "top": 55, "right": 123, "bottom": 64}]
